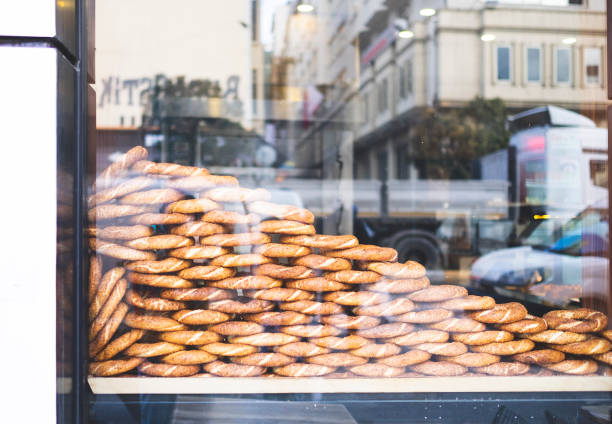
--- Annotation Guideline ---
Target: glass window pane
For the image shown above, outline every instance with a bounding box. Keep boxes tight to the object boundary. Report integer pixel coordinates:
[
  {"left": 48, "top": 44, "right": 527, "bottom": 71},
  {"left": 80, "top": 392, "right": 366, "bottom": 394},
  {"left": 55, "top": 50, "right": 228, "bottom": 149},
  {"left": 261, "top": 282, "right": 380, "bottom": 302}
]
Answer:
[
  {"left": 497, "top": 46, "right": 511, "bottom": 81},
  {"left": 527, "top": 47, "right": 540, "bottom": 81},
  {"left": 584, "top": 47, "right": 601, "bottom": 84},
  {"left": 556, "top": 47, "right": 571, "bottom": 83}
]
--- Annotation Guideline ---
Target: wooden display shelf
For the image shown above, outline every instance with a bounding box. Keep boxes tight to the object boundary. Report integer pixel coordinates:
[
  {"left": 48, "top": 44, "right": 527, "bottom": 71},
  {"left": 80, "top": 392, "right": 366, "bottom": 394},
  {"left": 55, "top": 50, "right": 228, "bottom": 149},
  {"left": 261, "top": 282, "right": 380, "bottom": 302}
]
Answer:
[{"left": 89, "top": 376, "right": 612, "bottom": 394}]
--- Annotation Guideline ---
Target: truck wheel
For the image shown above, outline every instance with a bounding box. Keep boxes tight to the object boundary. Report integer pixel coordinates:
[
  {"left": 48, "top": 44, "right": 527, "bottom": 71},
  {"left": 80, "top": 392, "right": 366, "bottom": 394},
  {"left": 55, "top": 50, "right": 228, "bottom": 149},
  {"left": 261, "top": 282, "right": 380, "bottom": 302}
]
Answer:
[{"left": 393, "top": 236, "right": 441, "bottom": 270}]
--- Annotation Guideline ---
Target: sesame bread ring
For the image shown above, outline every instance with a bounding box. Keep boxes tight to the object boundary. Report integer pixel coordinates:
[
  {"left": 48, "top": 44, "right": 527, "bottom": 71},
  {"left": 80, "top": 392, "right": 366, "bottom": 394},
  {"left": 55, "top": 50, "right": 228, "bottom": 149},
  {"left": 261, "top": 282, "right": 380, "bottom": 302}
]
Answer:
[
  {"left": 543, "top": 359, "right": 598, "bottom": 375},
  {"left": 131, "top": 160, "right": 210, "bottom": 177},
  {"left": 356, "top": 323, "right": 415, "bottom": 339},
  {"left": 208, "top": 321, "right": 265, "bottom": 336},
  {"left": 469, "top": 302, "right": 528, "bottom": 324},
  {"left": 324, "top": 291, "right": 390, "bottom": 306},
  {"left": 208, "top": 299, "right": 274, "bottom": 314},
  {"left": 160, "top": 287, "right": 234, "bottom": 302},
  {"left": 210, "top": 254, "right": 272, "bottom": 267},
  {"left": 166, "top": 175, "right": 239, "bottom": 192},
  {"left": 138, "top": 361, "right": 200, "bottom": 377},
  {"left": 159, "top": 330, "right": 221, "bottom": 346},
  {"left": 89, "top": 279, "right": 128, "bottom": 340},
  {"left": 253, "top": 263, "right": 317, "bottom": 280},
  {"left": 274, "top": 363, "right": 336, "bottom": 377},
  {"left": 474, "top": 362, "right": 530, "bottom": 376},
  {"left": 354, "top": 298, "right": 415, "bottom": 317},
  {"left": 232, "top": 353, "right": 294, "bottom": 367},
  {"left": 543, "top": 308, "right": 608, "bottom": 333},
  {"left": 254, "top": 220, "right": 316, "bottom": 235},
  {"left": 498, "top": 315, "right": 547, "bottom": 334},
  {"left": 89, "top": 303, "right": 130, "bottom": 358},
  {"left": 471, "top": 339, "right": 535, "bottom": 355},
  {"left": 248, "top": 201, "right": 315, "bottom": 224},
  {"left": 324, "top": 270, "right": 382, "bottom": 284},
  {"left": 325, "top": 245, "right": 398, "bottom": 262},
  {"left": 200, "top": 233, "right": 271, "bottom": 247},
  {"left": 601, "top": 330, "right": 612, "bottom": 342},
  {"left": 95, "top": 146, "right": 148, "bottom": 190},
  {"left": 124, "top": 312, "right": 186, "bottom": 332},
  {"left": 377, "top": 350, "right": 431, "bottom": 367},
  {"left": 411, "top": 361, "right": 467, "bottom": 376},
  {"left": 412, "top": 342, "right": 467, "bottom": 357},
  {"left": 292, "top": 255, "right": 351, "bottom": 271},
  {"left": 94, "top": 329, "right": 145, "bottom": 361},
  {"left": 366, "top": 261, "right": 426, "bottom": 279},
  {"left": 170, "top": 221, "right": 225, "bottom": 237},
  {"left": 279, "top": 234, "right": 359, "bottom": 250},
  {"left": 89, "top": 357, "right": 145, "bottom": 377},
  {"left": 389, "top": 330, "right": 450, "bottom": 346},
  {"left": 200, "top": 342, "right": 258, "bottom": 356},
  {"left": 351, "top": 364, "right": 405, "bottom": 377},
  {"left": 90, "top": 267, "right": 125, "bottom": 321},
  {"left": 125, "top": 289, "right": 186, "bottom": 311},
  {"left": 245, "top": 288, "right": 314, "bottom": 302},
  {"left": 408, "top": 285, "right": 468, "bottom": 302},
  {"left": 452, "top": 331, "right": 514, "bottom": 346},
  {"left": 203, "top": 187, "right": 271, "bottom": 203},
  {"left": 307, "top": 352, "right": 367, "bottom": 367},
  {"left": 125, "top": 342, "right": 184, "bottom": 357},
  {"left": 228, "top": 333, "right": 299, "bottom": 346},
  {"left": 162, "top": 350, "right": 217, "bottom": 365},
  {"left": 526, "top": 330, "right": 587, "bottom": 344},
  {"left": 177, "top": 265, "right": 235, "bottom": 280},
  {"left": 120, "top": 188, "right": 185, "bottom": 205},
  {"left": 246, "top": 311, "right": 312, "bottom": 326},
  {"left": 88, "top": 176, "right": 156, "bottom": 207},
  {"left": 279, "top": 300, "right": 343, "bottom": 315},
  {"left": 88, "top": 255, "right": 102, "bottom": 304},
  {"left": 429, "top": 318, "right": 487, "bottom": 333},
  {"left": 351, "top": 343, "right": 401, "bottom": 358},
  {"left": 173, "top": 309, "right": 230, "bottom": 325},
  {"left": 209, "top": 275, "right": 281, "bottom": 290},
  {"left": 276, "top": 342, "right": 331, "bottom": 357},
  {"left": 88, "top": 204, "right": 155, "bottom": 221},
  {"left": 89, "top": 239, "right": 156, "bottom": 261},
  {"left": 166, "top": 198, "right": 220, "bottom": 214},
  {"left": 444, "top": 352, "right": 500, "bottom": 367},
  {"left": 511, "top": 349, "right": 565, "bottom": 365},
  {"left": 96, "top": 225, "right": 155, "bottom": 241},
  {"left": 322, "top": 314, "right": 380, "bottom": 330},
  {"left": 593, "top": 351, "right": 612, "bottom": 365},
  {"left": 548, "top": 337, "right": 611, "bottom": 355},
  {"left": 254, "top": 243, "right": 311, "bottom": 258},
  {"left": 130, "top": 213, "right": 194, "bottom": 225},
  {"left": 434, "top": 296, "right": 495, "bottom": 312},
  {"left": 286, "top": 278, "right": 349, "bottom": 292},
  {"left": 201, "top": 210, "right": 259, "bottom": 225},
  {"left": 169, "top": 245, "right": 230, "bottom": 260},
  {"left": 369, "top": 277, "right": 430, "bottom": 294},
  {"left": 204, "top": 361, "right": 265, "bottom": 377},
  {"left": 127, "top": 272, "right": 194, "bottom": 289},
  {"left": 125, "top": 235, "right": 193, "bottom": 250},
  {"left": 126, "top": 258, "right": 191, "bottom": 274},
  {"left": 310, "top": 335, "right": 369, "bottom": 350},
  {"left": 391, "top": 309, "right": 453, "bottom": 324},
  {"left": 281, "top": 324, "right": 342, "bottom": 338}
]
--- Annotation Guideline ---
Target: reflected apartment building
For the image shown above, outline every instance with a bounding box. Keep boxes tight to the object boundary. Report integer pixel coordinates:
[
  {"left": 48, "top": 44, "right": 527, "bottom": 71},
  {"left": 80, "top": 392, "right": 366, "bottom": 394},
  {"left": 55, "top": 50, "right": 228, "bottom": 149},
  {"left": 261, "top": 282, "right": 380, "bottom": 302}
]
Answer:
[{"left": 271, "top": 0, "right": 607, "bottom": 181}]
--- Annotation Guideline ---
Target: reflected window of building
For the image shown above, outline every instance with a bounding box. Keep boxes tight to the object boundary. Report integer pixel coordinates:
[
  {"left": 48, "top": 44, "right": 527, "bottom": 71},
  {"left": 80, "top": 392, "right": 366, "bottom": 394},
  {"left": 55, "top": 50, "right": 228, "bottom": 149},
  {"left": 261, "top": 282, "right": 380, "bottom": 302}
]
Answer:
[
  {"left": 584, "top": 47, "right": 602, "bottom": 85},
  {"left": 378, "top": 78, "right": 388, "bottom": 112},
  {"left": 405, "top": 59, "right": 413, "bottom": 96},
  {"left": 496, "top": 46, "right": 512, "bottom": 82},
  {"left": 526, "top": 47, "right": 541, "bottom": 82},
  {"left": 399, "top": 64, "right": 406, "bottom": 99},
  {"left": 396, "top": 144, "right": 409, "bottom": 179},
  {"left": 361, "top": 91, "right": 370, "bottom": 125},
  {"left": 555, "top": 46, "right": 572, "bottom": 84}
]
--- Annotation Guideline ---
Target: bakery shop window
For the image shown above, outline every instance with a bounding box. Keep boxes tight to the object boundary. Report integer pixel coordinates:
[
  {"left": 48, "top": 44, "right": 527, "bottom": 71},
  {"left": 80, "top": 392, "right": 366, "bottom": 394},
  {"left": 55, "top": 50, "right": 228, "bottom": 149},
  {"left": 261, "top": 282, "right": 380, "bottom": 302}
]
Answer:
[{"left": 89, "top": 0, "right": 611, "bottom": 403}]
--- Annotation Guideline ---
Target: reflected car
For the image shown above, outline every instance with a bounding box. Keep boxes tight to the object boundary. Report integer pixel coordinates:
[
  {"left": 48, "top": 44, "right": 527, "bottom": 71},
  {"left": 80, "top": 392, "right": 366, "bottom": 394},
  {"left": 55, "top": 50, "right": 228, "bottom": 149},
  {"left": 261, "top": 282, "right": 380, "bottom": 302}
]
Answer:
[{"left": 470, "top": 199, "right": 609, "bottom": 300}]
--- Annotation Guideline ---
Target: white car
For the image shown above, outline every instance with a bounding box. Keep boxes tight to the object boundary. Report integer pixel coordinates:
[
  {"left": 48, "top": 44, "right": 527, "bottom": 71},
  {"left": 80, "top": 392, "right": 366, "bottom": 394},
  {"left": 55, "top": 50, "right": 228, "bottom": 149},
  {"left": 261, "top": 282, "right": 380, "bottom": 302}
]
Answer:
[{"left": 470, "top": 199, "right": 609, "bottom": 300}]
